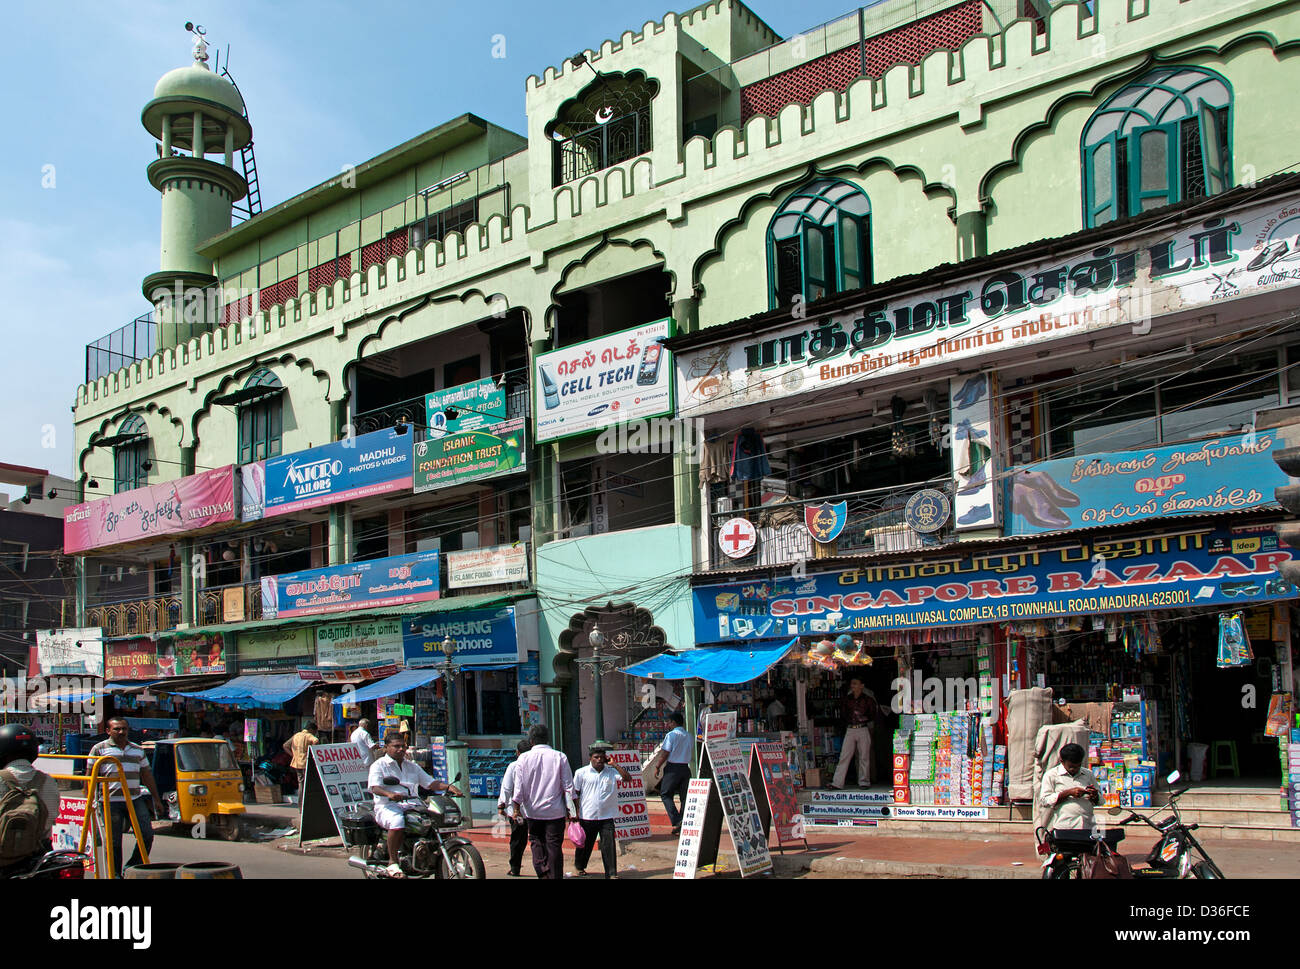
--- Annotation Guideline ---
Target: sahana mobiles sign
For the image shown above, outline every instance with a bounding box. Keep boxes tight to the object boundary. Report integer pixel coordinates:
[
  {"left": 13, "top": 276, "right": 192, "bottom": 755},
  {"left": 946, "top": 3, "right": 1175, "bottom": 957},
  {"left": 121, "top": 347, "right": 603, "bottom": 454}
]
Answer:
[
  {"left": 261, "top": 551, "right": 440, "bottom": 620},
  {"left": 63, "top": 466, "right": 237, "bottom": 554},
  {"left": 676, "top": 195, "right": 1300, "bottom": 419},
  {"left": 694, "top": 528, "right": 1298, "bottom": 642},
  {"left": 262, "top": 427, "right": 412, "bottom": 517},
  {"left": 1007, "top": 432, "right": 1291, "bottom": 535},
  {"left": 535, "top": 319, "right": 674, "bottom": 443}
]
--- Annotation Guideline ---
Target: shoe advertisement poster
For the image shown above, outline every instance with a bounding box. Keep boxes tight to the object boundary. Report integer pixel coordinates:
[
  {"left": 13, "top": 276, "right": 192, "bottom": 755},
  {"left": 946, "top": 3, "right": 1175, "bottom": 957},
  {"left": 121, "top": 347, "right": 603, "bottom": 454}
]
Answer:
[
  {"left": 1007, "top": 430, "right": 1291, "bottom": 535},
  {"left": 951, "top": 371, "right": 999, "bottom": 530}
]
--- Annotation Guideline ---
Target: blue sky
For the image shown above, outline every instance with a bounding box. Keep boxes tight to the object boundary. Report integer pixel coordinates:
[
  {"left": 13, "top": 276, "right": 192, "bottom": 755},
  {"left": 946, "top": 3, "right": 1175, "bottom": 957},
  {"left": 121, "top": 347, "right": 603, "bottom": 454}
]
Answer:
[{"left": 0, "top": 0, "right": 872, "bottom": 479}]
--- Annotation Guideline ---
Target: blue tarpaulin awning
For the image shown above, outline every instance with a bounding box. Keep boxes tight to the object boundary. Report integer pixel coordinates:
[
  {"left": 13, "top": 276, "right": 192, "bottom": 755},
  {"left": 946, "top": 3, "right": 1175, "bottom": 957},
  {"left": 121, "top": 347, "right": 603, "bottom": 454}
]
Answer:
[
  {"left": 171, "top": 674, "right": 311, "bottom": 709},
  {"left": 331, "top": 668, "right": 442, "bottom": 706},
  {"left": 619, "top": 639, "right": 795, "bottom": 684}
]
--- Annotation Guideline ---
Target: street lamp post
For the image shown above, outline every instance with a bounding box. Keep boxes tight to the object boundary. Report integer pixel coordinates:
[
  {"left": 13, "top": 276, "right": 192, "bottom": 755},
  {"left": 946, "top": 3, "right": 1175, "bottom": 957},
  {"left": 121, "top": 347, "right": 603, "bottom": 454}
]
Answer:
[
  {"left": 576, "top": 623, "right": 618, "bottom": 752},
  {"left": 440, "top": 635, "right": 471, "bottom": 821}
]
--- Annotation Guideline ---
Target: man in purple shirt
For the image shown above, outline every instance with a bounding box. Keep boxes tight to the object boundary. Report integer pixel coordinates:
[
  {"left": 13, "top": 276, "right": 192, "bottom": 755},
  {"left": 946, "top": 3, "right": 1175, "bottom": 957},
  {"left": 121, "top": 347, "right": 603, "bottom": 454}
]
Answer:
[{"left": 511, "top": 724, "right": 574, "bottom": 879}]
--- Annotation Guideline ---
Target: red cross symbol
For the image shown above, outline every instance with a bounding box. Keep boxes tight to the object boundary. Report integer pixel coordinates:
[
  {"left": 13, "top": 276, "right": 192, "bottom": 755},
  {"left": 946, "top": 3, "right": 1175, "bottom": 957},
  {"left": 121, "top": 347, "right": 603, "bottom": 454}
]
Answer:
[{"left": 719, "top": 519, "right": 755, "bottom": 557}]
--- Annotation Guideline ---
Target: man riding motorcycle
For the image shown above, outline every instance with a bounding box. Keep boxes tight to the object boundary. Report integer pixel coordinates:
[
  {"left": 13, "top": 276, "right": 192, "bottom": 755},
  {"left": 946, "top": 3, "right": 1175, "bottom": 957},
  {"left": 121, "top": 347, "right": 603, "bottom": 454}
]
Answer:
[
  {"left": 0, "top": 723, "right": 60, "bottom": 872},
  {"left": 367, "top": 730, "right": 462, "bottom": 878}
]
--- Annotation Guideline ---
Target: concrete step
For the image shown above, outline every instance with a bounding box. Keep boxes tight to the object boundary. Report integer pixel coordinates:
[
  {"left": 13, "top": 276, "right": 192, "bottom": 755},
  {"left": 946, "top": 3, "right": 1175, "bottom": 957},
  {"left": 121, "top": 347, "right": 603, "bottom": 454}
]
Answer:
[{"left": 1153, "top": 791, "right": 1285, "bottom": 811}]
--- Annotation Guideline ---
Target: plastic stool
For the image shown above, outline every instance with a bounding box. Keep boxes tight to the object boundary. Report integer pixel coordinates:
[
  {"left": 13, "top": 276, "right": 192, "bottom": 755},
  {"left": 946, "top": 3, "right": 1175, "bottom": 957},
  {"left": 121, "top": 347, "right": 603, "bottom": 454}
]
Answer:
[{"left": 1210, "top": 740, "right": 1239, "bottom": 779}]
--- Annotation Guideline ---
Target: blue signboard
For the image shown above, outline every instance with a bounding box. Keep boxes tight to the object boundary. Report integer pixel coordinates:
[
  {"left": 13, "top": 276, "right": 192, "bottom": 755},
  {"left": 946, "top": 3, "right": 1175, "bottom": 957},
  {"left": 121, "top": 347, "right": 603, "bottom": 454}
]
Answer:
[
  {"left": 262, "top": 427, "right": 413, "bottom": 518},
  {"left": 427, "top": 740, "right": 449, "bottom": 783},
  {"left": 402, "top": 606, "right": 521, "bottom": 667},
  {"left": 261, "top": 551, "right": 440, "bottom": 620},
  {"left": 1006, "top": 432, "right": 1289, "bottom": 536},
  {"left": 693, "top": 528, "right": 1297, "bottom": 642}
]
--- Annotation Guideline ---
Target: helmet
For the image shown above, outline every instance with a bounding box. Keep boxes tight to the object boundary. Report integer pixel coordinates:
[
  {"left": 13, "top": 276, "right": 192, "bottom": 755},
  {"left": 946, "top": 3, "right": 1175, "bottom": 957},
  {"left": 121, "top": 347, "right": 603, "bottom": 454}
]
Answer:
[{"left": 0, "top": 723, "right": 40, "bottom": 767}]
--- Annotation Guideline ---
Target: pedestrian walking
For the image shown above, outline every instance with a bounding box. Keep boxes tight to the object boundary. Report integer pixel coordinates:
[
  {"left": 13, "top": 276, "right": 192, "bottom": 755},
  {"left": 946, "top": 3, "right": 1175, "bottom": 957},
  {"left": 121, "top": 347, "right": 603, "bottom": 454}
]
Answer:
[
  {"left": 511, "top": 724, "right": 573, "bottom": 879},
  {"left": 88, "top": 718, "right": 166, "bottom": 877},
  {"left": 649, "top": 711, "right": 691, "bottom": 834},
  {"left": 571, "top": 746, "right": 630, "bottom": 878},
  {"left": 284, "top": 720, "right": 319, "bottom": 796},
  {"left": 350, "top": 718, "right": 379, "bottom": 767},
  {"left": 497, "top": 738, "right": 530, "bottom": 877}
]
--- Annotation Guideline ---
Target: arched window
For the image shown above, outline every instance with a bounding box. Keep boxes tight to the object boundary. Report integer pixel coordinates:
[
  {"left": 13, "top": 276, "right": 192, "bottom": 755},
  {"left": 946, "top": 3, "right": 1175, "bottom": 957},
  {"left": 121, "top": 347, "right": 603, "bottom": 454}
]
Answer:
[
  {"left": 547, "top": 70, "right": 659, "bottom": 186},
  {"left": 767, "top": 178, "right": 872, "bottom": 310},
  {"left": 113, "top": 415, "right": 150, "bottom": 493},
  {"left": 1082, "top": 66, "right": 1232, "bottom": 227},
  {"left": 237, "top": 368, "right": 284, "bottom": 464}
]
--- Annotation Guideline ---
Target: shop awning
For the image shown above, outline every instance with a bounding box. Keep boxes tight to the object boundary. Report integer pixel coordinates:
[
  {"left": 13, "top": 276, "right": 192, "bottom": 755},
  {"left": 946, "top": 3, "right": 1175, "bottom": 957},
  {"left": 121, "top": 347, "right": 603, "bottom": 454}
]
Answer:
[
  {"left": 620, "top": 639, "right": 795, "bottom": 685},
  {"left": 332, "top": 668, "right": 442, "bottom": 705},
  {"left": 169, "top": 673, "right": 311, "bottom": 709}
]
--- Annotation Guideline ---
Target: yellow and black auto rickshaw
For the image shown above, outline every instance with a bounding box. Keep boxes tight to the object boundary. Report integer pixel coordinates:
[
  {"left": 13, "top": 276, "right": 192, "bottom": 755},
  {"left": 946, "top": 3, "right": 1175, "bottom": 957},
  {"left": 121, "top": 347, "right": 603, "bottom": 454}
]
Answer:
[{"left": 147, "top": 738, "right": 247, "bottom": 839}]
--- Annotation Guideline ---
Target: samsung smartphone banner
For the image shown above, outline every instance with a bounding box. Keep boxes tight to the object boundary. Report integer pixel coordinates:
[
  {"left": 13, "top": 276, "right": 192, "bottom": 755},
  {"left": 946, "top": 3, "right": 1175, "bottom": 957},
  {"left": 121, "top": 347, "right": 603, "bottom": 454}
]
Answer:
[
  {"left": 263, "top": 427, "right": 412, "bottom": 517},
  {"left": 534, "top": 318, "right": 674, "bottom": 443},
  {"left": 402, "top": 605, "right": 521, "bottom": 666},
  {"left": 261, "top": 551, "right": 440, "bottom": 619},
  {"left": 63, "top": 465, "right": 237, "bottom": 554}
]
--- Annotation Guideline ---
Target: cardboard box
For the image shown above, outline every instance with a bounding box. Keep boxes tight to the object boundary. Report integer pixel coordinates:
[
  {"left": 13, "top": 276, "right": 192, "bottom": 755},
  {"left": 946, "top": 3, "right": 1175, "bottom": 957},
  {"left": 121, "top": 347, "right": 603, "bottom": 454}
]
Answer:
[
  {"left": 893, "top": 786, "right": 910, "bottom": 804},
  {"left": 893, "top": 769, "right": 909, "bottom": 786},
  {"left": 253, "top": 783, "right": 284, "bottom": 805},
  {"left": 893, "top": 753, "right": 910, "bottom": 769},
  {"left": 1131, "top": 791, "right": 1152, "bottom": 808},
  {"left": 803, "top": 769, "right": 822, "bottom": 788}
]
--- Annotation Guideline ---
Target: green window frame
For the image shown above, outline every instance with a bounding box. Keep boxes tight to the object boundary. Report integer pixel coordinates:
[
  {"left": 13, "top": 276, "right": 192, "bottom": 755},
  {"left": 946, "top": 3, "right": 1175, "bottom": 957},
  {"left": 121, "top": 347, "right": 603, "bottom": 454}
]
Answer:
[
  {"left": 237, "top": 368, "right": 284, "bottom": 464},
  {"left": 113, "top": 414, "right": 149, "bottom": 493},
  {"left": 1081, "top": 66, "right": 1233, "bottom": 228},
  {"left": 766, "top": 178, "right": 871, "bottom": 311}
]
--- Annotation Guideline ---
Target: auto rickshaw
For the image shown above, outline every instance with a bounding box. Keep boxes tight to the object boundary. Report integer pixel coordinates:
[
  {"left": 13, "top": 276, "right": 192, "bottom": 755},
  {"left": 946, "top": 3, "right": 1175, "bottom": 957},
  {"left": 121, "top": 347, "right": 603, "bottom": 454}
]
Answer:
[{"left": 146, "top": 738, "right": 247, "bottom": 840}]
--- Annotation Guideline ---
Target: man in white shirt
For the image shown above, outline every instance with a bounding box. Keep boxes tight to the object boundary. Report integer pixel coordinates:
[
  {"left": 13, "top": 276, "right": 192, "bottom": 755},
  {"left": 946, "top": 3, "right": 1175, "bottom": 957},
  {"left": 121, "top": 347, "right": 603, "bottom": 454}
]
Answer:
[
  {"left": 1039, "top": 743, "right": 1101, "bottom": 832},
  {"left": 496, "top": 738, "right": 530, "bottom": 877},
  {"left": 367, "top": 731, "right": 461, "bottom": 877},
  {"left": 350, "top": 719, "right": 379, "bottom": 767},
  {"left": 571, "top": 746, "right": 631, "bottom": 878},
  {"left": 649, "top": 711, "right": 691, "bottom": 834}
]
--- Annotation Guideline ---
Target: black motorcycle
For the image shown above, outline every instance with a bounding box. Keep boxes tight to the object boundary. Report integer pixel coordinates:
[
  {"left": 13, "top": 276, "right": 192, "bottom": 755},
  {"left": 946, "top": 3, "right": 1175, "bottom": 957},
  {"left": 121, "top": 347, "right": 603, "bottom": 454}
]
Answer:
[
  {"left": 1109, "top": 771, "right": 1226, "bottom": 879},
  {"left": 343, "top": 774, "right": 485, "bottom": 880},
  {"left": 1037, "top": 826, "right": 1126, "bottom": 879},
  {"left": 0, "top": 847, "right": 89, "bottom": 880}
]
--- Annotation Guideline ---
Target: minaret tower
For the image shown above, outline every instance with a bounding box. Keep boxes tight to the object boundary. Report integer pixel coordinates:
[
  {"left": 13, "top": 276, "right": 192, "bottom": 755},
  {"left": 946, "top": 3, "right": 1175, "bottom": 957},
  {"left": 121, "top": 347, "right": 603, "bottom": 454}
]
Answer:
[{"left": 141, "top": 24, "right": 251, "bottom": 343}]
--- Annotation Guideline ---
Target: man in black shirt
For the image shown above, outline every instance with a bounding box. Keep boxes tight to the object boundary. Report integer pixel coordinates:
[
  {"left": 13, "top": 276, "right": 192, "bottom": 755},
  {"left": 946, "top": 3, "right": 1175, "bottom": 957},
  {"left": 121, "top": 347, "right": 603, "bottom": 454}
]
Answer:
[{"left": 830, "top": 678, "right": 877, "bottom": 789}]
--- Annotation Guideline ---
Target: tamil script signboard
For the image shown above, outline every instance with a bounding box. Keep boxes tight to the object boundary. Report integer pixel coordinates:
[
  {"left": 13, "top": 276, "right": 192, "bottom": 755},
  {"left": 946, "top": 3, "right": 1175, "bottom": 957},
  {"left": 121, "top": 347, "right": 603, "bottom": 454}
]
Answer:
[
  {"left": 535, "top": 318, "right": 674, "bottom": 443},
  {"left": 676, "top": 194, "right": 1300, "bottom": 419},
  {"left": 263, "top": 428, "right": 412, "bottom": 517},
  {"left": 1006, "top": 432, "right": 1292, "bottom": 535},
  {"left": 425, "top": 378, "right": 507, "bottom": 436},
  {"left": 234, "top": 627, "right": 314, "bottom": 673},
  {"left": 261, "top": 551, "right": 440, "bottom": 620},
  {"left": 63, "top": 465, "right": 237, "bottom": 554},
  {"left": 694, "top": 527, "right": 1298, "bottom": 641},
  {"left": 316, "top": 619, "right": 406, "bottom": 669}
]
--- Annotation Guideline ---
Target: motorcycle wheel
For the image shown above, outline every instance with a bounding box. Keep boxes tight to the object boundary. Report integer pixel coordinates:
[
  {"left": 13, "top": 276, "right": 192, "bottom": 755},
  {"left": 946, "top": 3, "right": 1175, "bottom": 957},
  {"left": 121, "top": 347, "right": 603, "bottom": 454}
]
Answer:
[
  {"left": 1192, "top": 861, "right": 1224, "bottom": 879},
  {"left": 440, "top": 843, "right": 486, "bottom": 880}
]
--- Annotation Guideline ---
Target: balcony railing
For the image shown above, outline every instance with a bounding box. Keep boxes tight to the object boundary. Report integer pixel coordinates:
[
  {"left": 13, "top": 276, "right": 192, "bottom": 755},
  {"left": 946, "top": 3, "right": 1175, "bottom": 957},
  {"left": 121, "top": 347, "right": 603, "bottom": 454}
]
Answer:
[
  {"left": 86, "top": 582, "right": 262, "bottom": 638},
  {"left": 707, "top": 479, "right": 955, "bottom": 571},
  {"left": 552, "top": 106, "right": 652, "bottom": 186},
  {"left": 353, "top": 381, "right": 530, "bottom": 443},
  {"left": 85, "top": 301, "right": 224, "bottom": 384}
]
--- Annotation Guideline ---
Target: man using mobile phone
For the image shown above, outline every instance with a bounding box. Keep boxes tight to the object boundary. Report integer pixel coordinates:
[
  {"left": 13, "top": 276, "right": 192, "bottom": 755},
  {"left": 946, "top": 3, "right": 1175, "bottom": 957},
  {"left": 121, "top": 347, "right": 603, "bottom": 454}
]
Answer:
[{"left": 1039, "top": 742, "right": 1101, "bottom": 831}]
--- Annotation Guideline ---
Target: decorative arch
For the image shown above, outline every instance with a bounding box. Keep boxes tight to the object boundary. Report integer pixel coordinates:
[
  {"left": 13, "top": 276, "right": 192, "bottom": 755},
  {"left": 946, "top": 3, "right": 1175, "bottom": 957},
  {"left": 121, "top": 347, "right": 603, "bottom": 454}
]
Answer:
[
  {"left": 766, "top": 177, "right": 871, "bottom": 310},
  {"left": 1081, "top": 65, "right": 1233, "bottom": 226},
  {"left": 546, "top": 70, "right": 661, "bottom": 186},
  {"left": 112, "top": 414, "right": 150, "bottom": 493}
]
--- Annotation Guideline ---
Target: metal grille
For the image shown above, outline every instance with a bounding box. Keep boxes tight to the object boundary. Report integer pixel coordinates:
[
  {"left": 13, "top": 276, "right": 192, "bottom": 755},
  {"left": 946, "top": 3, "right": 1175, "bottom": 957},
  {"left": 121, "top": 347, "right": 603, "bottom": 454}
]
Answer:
[
  {"left": 552, "top": 106, "right": 652, "bottom": 185},
  {"left": 307, "top": 253, "right": 352, "bottom": 291},
  {"left": 258, "top": 277, "right": 299, "bottom": 310},
  {"left": 1180, "top": 116, "right": 1206, "bottom": 201},
  {"left": 739, "top": 1, "right": 985, "bottom": 124},
  {"left": 222, "top": 294, "right": 253, "bottom": 326}
]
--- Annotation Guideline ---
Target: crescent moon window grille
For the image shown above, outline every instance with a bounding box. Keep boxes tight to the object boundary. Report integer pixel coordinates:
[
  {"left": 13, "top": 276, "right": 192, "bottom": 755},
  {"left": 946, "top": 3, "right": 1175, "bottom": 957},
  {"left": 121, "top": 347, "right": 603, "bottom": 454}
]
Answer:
[{"left": 546, "top": 71, "right": 660, "bottom": 186}]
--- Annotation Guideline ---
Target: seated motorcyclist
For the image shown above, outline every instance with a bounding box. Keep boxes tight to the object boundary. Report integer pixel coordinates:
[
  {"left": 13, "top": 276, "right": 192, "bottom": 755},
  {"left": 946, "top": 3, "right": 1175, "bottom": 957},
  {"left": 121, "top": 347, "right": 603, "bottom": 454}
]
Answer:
[
  {"left": 1040, "top": 742, "right": 1101, "bottom": 836},
  {"left": 367, "top": 730, "right": 462, "bottom": 877},
  {"left": 0, "top": 723, "right": 61, "bottom": 868}
]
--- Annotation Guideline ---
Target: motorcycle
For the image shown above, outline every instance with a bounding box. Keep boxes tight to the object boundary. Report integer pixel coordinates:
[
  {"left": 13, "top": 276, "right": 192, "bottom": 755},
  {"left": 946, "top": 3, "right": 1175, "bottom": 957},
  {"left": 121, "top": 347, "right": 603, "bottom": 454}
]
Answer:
[
  {"left": 1109, "top": 771, "right": 1226, "bottom": 879},
  {"left": 343, "top": 773, "right": 485, "bottom": 880},
  {"left": 1037, "top": 826, "right": 1127, "bottom": 879},
  {"left": 0, "top": 848, "right": 89, "bottom": 880}
]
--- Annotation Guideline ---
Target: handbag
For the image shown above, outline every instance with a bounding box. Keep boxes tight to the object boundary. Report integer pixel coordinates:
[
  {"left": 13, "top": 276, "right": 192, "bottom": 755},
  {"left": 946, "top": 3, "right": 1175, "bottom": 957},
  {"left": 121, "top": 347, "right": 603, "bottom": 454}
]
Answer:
[
  {"left": 1079, "top": 840, "right": 1133, "bottom": 879},
  {"left": 566, "top": 820, "right": 586, "bottom": 848}
]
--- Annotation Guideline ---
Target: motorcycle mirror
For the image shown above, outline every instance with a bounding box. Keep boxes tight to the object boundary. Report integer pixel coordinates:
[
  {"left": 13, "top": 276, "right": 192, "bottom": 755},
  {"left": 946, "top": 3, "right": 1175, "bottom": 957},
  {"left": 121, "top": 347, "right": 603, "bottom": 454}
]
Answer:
[
  {"left": 1166, "top": 770, "right": 1181, "bottom": 784},
  {"left": 453, "top": 772, "right": 463, "bottom": 783},
  {"left": 383, "top": 776, "right": 400, "bottom": 785},
  {"left": 1107, "top": 806, "right": 1123, "bottom": 816}
]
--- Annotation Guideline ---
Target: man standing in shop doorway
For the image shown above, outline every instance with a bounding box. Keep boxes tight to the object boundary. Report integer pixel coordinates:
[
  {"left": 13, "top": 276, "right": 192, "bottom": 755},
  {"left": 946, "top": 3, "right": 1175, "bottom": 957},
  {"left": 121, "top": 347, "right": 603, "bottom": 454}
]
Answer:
[
  {"left": 650, "top": 711, "right": 692, "bottom": 834},
  {"left": 831, "top": 678, "right": 878, "bottom": 790},
  {"left": 284, "top": 721, "right": 319, "bottom": 796}
]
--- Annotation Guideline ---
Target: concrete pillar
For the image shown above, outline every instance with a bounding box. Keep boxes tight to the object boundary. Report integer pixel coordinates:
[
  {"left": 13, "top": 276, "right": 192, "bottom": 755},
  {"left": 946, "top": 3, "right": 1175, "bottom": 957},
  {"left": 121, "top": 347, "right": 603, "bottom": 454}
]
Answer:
[
  {"left": 161, "top": 115, "right": 172, "bottom": 156},
  {"left": 179, "top": 446, "right": 197, "bottom": 624},
  {"left": 224, "top": 125, "right": 234, "bottom": 168},
  {"left": 329, "top": 400, "right": 350, "bottom": 565},
  {"left": 683, "top": 677, "right": 702, "bottom": 776},
  {"left": 543, "top": 685, "right": 565, "bottom": 752},
  {"left": 956, "top": 208, "right": 988, "bottom": 262},
  {"left": 192, "top": 111, "right": 204, "bottom": 157}
]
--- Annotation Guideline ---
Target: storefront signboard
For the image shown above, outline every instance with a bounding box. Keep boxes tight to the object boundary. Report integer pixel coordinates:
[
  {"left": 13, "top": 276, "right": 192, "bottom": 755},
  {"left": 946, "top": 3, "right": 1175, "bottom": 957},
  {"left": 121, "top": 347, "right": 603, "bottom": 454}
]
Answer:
[
  {"left": 1007, "top": 431, "right": 1292, "bottom": 535},
  {"left": 104, "top": 639, "right": 157, "bottom": 680},
  {"left": 700, "top": 732, "right": 773, "bottom": 877},
  {"left": 300, "top": 743, "right": 374, "bottom": 843},
  {"left": 160, "top": 631, "right": 227, "bottom": 677},
  {"left": 413, "top": 418, "right": 527, "bottom": 493},
  {"left": 263, "top": 427, "right": 412, "bottom": 517},
  {"left": 63, "top": 465, "right": 238, "bottom": 554},
  {"left": 802, "top": 803, "right": 892, "bottom": 819},
  {"left": 235, "top": 627, "right": 314, "bottom": 673},
  {"left": 316, "top": 619, "right": 406, "bottom": 669},
  {"left": 425, "top": 378, "right": 507, "bottom": 437},
  {"left": 808, "top": 789, "right": 893, "bottom": 803},
  {"left": 694, "top": 527, "right": 1299, "bottom": 641},
  {"left": 240, "top": 461, "right": 266, "bottom": 521},
  {"left": 52, "top": 795, "right": 99, "bottom": 876},
  {"left": 892, "top": 805, "right": 989, "bottom": 821},
  {"left": 672, "top": 778, "right": 714, "bottom": 880},
  {"left": 535, "top": 318, "right": 675, "bottom": 443},
  {"left": 427, "top": 740, "right": 448, "bottom": 783},
  {"left": 261, "top": 551, "right": 440, "bottom": 619},
  {"left": 676, "top": 195, "right": 1300, "bottom": 419},
  {"left": 446, "top": 543, "right": 529, "bottom": 588},
  {"left": 751, "top": 742, "right": 803, "bottom": 844},
  {"left": 607, "top": 749, "right": 652, "bottom": 842},
  {"left": 35, "top": 628, "right": 103, "bottom": 677},
  {"left": 402, "top": 605, "right": 521, "bottom": 667},
  {"left": 703, "top": 711, "right": 736, "bottom": 744}
]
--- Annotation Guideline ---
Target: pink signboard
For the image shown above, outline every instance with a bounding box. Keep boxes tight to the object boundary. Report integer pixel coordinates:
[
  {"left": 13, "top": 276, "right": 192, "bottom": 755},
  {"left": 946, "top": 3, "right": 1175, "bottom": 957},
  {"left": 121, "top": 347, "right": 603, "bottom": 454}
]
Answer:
[{"left": 63, "top": 466, "right": 238, "bottom": 554}]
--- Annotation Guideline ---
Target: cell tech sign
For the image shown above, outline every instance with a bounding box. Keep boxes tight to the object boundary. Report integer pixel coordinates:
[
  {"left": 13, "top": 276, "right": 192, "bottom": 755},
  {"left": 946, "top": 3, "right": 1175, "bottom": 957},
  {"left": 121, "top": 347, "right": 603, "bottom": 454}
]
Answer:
[{"left": 261, "top": 428, "right": 413, "bottom": 517}]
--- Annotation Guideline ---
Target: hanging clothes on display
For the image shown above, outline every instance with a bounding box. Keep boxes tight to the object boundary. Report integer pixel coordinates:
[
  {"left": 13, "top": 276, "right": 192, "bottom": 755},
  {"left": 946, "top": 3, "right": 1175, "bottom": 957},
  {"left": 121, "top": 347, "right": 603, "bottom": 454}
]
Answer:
[
  {"left": 1216, "top": 612, "right": 1253, "bottom": 667},
  {"left": 314, "top": 692, "right": 336, "bottom": 730},
  {"left": 730, "top": 427, "right": 771, "bottom": 482},
  {"left": 699, "top": 436, "right": 730, "bottom": 486}
]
